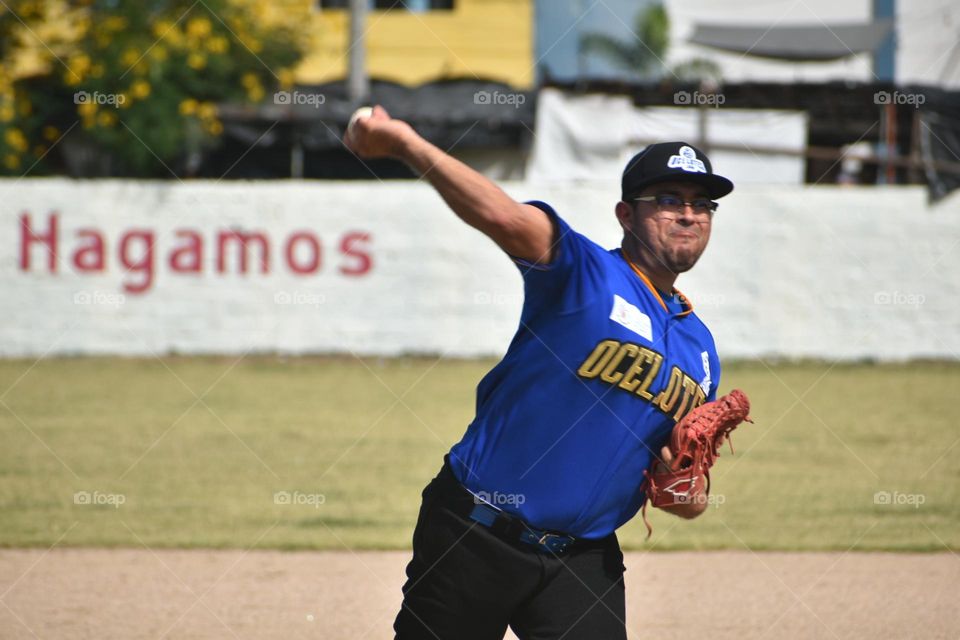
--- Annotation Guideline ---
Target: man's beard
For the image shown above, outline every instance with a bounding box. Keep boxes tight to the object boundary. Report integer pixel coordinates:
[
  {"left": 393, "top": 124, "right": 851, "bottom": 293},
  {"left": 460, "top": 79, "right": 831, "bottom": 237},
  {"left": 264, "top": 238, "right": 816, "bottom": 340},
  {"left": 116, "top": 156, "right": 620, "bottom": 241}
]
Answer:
[{"left": 663, "top": 245, "right": 702, "bottom": 273}]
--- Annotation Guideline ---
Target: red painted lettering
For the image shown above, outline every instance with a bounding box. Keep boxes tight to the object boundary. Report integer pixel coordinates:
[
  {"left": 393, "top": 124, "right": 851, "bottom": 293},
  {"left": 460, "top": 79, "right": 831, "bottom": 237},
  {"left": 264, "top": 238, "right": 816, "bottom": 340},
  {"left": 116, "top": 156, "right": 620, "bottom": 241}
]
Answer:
[
  {"left": 169, "top": 230, "right": 203, "bottom": 273},
  {"left": 119, "top": 230, "right": 155, "bottom": 294},
  {"left": 285, "top": 231, "right": 321, "bottom": 275},
  {"left": 217, "top": 230, "right": 269, "bottom": 274},
  {"left": 72, "top": 229, "right": 105, "bottom": 272},
  {"left": 339, "top": 231, "right": 372, "bottom": 276},
  {"left": 19, "top": 212, "right": 58, "bottom": 272}
]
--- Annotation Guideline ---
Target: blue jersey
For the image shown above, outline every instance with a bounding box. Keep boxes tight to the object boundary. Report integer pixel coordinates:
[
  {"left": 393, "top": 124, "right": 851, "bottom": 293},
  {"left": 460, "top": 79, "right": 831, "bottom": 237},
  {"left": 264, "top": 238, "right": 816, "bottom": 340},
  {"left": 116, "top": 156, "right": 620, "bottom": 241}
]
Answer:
[{"left": 448, "top": 201, "right": 721, "bottom": 539}]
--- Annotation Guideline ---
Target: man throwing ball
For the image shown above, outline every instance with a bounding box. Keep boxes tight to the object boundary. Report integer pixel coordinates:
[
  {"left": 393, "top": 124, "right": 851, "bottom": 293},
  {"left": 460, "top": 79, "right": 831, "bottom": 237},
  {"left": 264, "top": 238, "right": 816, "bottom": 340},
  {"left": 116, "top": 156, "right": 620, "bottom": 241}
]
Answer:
[{"left": 345, "top": 107, "right": 750, "bottom": 640}]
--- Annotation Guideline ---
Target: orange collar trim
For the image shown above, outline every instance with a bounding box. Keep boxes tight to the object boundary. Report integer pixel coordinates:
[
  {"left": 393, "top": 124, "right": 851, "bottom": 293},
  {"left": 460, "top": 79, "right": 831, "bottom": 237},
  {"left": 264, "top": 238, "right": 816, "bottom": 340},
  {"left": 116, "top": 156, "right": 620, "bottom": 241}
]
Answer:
[{"left": 623, "top": 254, "right": 694, "bottom": 317}]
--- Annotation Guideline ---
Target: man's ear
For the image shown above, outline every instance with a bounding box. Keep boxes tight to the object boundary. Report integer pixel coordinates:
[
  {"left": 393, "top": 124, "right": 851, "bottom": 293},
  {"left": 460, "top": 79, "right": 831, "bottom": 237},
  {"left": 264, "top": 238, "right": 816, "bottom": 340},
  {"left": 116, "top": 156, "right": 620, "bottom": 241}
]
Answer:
[{"left": 615, "top": 201, "right": 633, "bottom": 233}]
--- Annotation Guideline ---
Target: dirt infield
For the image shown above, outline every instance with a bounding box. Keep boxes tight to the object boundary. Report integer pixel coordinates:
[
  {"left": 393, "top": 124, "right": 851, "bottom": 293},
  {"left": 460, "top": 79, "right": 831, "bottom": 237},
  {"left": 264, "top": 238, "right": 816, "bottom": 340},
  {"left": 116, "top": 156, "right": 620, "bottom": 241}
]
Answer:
[{"left": 1, "top": 549, "right": 957, "bottom": 639}]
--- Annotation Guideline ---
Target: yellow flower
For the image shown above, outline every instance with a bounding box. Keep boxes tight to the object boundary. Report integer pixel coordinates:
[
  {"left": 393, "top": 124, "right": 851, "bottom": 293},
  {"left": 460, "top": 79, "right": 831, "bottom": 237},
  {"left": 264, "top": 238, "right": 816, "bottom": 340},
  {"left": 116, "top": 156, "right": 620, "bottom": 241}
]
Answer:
[
  {"left": 64, "top": 69, "right": 82, "bottom": 86},
  {"left": 97, "top": 111, "right": 118, "bottom": 127},
  {"left": 179, "top": 98, "right": 198, "bottom": 116},
  {"left": 42, "top": 126, "right": 60, "bottom": 141},
  {"left": 197, "top": 102, "right": 217, "bottom": 120},
  {"left": 186, "top": 17, "right": 212, "bottom": 39},
  {"left": 204, "top": 119, "right": 223, "bottom": 136},
  {"left": 206, "top": 36, "right": 229, "bottom": 54},
  {"left": 4, "top": 128, "right": 28, "bottom": 152},
  {"left": 77, "top": 101, "right": 98, "bottom": 118},
  {"left": 68, "top": 53, "right": 91, "bottom": 79},
  {"left": 241, "top": 73, "right": 258, "bottom": 88},
  {"left": 187, "top": 52, "right": 207, "bottom": 70},
  {"left": 246, "top": 84, "right": 264, "bottom": 102},
  {"left": 278, "top": 69, "right": 295, "bottom": 90},
  {"left": 104, "top": 16, "right": 127, "bottom": 32},
  {"left": 121, "top": 47, "right": 141, "bottom": 67},
  {"left": 90, "top": 63, "right": 104, "bottom": 78},
  {"left": 152, "top": 19, "right": 174, "bottom": 38},
  {"left": 131, "top": 80, "right": 151, "bottom": 99},
  {"left": 149, "top": 46, "right": 168, "bottom": 62},
  {"left": 0, "top": 104, "right": 14, "bottom": 122},
  {"left": 3, "top": 153, "right": 20, "bottom": 170}
]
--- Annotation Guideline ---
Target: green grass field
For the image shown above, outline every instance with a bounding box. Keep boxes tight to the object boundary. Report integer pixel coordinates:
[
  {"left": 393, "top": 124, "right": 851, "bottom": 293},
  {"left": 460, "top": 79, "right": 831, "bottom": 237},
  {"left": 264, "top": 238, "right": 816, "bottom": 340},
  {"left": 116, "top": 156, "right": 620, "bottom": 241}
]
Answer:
[{"left": 1, "top": 357, "right": 957, "bottom": 552}]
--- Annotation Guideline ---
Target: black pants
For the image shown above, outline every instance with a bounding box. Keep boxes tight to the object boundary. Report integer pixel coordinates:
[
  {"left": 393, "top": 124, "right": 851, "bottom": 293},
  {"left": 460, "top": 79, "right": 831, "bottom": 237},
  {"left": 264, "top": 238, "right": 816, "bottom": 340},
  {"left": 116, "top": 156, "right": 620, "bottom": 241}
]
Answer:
[{"left": 394, "top": 460, "right": 628, "bottom": 640}]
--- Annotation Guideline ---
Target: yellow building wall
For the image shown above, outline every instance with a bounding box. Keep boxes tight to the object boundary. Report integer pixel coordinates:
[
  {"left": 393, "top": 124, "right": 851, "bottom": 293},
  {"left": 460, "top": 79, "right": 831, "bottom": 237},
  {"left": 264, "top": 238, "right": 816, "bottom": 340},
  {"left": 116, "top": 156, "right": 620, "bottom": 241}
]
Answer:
[{"left": 297, "top": 0, "right": 534, "bottom": 89}]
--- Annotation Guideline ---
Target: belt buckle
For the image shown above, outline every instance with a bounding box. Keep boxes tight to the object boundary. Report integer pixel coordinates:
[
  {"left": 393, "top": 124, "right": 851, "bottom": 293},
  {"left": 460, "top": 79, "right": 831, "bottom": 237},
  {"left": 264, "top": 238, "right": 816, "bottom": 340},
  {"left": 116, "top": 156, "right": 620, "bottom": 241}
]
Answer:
[{"left": 537, "top": 532, "right": 572, "bottom": 554}]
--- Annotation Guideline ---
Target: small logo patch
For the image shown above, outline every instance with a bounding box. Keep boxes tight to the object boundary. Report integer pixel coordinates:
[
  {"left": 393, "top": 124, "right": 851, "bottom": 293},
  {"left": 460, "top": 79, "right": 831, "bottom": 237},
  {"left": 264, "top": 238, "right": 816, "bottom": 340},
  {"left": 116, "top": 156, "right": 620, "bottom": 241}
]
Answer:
[
  {"left": 667, "top": 145, "right": 707, "bottom": 173},
  {"left": 610, "top": 294, "right": 652, "bottom": 341},
  {"left": 699, "top": 350, "right": 711, "bottom": 395}
]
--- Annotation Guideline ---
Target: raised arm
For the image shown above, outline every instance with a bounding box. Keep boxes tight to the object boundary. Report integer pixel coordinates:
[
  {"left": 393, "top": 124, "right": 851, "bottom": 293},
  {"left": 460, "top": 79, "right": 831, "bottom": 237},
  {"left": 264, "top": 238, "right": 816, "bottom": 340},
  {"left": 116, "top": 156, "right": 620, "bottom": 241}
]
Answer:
[{"left": 344, "top": 106, "right": 554, "bottom": 265}]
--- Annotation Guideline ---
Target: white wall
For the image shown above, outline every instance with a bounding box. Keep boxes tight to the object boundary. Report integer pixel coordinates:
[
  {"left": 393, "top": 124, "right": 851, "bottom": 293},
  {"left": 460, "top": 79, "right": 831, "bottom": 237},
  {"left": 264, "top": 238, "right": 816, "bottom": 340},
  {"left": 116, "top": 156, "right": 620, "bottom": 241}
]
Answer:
[
  {"left": 665, "top": 0, "right": 875, "bottom": 84},
  {"left": 527, "top": 89, "right": 808, "bottom": 185},
  {"left": 895, "top": 0, "right": 960, "bottom": 89},
  {"left": 1, "top": 179, "right": 959, "bottom": 360},
  {"left": 665, "top": 0, "right": 960, "bottom": 88}
]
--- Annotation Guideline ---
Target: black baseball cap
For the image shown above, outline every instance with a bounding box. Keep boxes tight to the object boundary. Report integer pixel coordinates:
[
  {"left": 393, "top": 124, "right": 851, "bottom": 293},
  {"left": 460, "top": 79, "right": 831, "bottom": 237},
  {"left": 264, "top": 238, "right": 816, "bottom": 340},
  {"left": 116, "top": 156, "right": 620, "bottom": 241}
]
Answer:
[{"left": 621, "top": 142, "right": 734, "bottom": 201}]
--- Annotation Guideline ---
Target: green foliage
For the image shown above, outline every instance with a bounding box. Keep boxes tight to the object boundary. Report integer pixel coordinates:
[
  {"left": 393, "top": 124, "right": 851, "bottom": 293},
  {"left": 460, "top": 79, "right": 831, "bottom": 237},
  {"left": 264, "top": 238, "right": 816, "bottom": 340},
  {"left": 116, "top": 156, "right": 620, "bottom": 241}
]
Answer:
[
  {"left": 579, "top": 3, "right": 723, "bottom": 84},
  {"left": 580, "top": 4, "right": 669, "bottom": 79},
  {"left": 0, "top": 0, "right": 309, "bottom": 177},
  {"left": 672, "top": 57, "right": 723, "bottom": 85}
]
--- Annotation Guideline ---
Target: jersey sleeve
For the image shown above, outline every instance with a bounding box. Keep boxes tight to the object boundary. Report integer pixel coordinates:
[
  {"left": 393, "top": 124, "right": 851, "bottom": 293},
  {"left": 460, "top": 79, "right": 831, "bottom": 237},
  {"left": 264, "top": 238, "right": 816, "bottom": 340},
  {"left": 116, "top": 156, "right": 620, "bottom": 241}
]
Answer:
[{"left": 510, "top": 200, "right": 607, "bottom": 317}]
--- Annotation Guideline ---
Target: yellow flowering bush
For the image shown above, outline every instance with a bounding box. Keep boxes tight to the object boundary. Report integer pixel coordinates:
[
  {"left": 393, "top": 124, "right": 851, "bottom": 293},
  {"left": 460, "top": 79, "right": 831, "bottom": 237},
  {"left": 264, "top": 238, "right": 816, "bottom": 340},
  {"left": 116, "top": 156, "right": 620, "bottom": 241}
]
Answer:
[{"left": 1, "top": 0, "right": 310, "bottom": 176}]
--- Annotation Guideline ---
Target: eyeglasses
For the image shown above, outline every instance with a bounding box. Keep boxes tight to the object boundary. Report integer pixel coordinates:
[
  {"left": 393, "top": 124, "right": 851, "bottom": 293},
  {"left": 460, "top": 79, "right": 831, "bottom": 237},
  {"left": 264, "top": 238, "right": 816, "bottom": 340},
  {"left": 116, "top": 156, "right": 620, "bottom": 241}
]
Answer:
[{"left": 632, "top": 195, "right": 718, "bottom": 217}]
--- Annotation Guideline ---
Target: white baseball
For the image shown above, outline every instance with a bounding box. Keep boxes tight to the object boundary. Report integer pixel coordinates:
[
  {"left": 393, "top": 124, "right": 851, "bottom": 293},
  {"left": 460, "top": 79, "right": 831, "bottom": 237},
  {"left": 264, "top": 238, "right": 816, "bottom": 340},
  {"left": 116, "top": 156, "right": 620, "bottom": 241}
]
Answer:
[{"left": 347, "top": 106, "right": 373, "bottom": 136}]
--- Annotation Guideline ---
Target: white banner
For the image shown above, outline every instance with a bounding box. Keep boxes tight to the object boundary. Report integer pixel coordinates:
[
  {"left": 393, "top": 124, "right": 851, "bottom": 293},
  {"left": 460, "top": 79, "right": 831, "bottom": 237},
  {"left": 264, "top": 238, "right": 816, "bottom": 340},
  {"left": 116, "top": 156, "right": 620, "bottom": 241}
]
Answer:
[{"left": 2, "top": 179, "right": 959, "bottom": 360}]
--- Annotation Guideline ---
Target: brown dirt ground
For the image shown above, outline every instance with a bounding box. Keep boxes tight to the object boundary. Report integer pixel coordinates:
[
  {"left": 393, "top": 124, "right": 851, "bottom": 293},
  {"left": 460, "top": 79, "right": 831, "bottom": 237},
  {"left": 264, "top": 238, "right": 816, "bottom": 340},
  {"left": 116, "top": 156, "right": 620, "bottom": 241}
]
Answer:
[{"left": 0, "top": 549, "right": 957, "bottom": 639}]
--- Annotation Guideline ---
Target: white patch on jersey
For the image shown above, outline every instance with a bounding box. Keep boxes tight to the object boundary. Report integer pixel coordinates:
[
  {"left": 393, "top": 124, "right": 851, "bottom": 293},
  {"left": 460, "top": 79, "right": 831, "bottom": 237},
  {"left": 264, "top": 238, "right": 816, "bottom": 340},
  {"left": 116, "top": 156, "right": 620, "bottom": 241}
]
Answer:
[
  {"left": 667, "top": 145, "right": 707, "bottom": 173},
  {"left": 699, "top": 351, "right": 712, "bottom": 395},
  {"left": 609, "top": 294, "right": 652, "bottom": 341}
]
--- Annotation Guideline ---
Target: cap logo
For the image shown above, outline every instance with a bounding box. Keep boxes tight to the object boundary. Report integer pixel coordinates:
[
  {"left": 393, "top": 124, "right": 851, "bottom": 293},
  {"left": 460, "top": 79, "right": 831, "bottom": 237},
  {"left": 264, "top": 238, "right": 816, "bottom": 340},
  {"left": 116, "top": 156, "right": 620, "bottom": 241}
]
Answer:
[{"left": 667, "top": 146, "right": 706, "bottom": 174}]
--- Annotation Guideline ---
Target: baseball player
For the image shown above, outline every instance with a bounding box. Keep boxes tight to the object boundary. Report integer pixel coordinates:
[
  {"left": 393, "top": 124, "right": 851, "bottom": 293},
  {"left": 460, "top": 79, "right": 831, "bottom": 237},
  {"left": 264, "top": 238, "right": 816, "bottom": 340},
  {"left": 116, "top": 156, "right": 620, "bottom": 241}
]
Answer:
[{"left": 345, "top": 106, "right": 746, "bottom": 640}]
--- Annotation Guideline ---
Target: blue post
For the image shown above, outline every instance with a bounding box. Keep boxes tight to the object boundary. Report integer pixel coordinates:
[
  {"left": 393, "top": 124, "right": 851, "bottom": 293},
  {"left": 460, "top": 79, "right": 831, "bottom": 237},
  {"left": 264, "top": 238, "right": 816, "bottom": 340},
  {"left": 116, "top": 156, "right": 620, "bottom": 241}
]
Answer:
[{"left": 873, "top": 0, "right": 895, "bottom": 81}]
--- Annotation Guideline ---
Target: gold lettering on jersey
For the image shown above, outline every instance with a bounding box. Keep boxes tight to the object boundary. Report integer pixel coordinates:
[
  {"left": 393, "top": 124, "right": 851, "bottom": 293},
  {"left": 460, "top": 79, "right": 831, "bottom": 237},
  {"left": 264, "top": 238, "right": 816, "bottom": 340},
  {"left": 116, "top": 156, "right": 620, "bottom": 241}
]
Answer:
[
  {"left": 600, "top": 343, "right": 638, "bottom": 384},
  {"left": 655, "top": 366, "right": 683, "bottom": 413},
  {"left": 577, "top": 339, "right": 708, "bottom": 422},
  {"left": 618, "top": 349, "right": 662, "bottom": 400},
  {"left": 672, "top": 376, "right": 702, "bottom": 421},
  {"left": 577, "top": 340, "right": 619, "bottom": 378}
]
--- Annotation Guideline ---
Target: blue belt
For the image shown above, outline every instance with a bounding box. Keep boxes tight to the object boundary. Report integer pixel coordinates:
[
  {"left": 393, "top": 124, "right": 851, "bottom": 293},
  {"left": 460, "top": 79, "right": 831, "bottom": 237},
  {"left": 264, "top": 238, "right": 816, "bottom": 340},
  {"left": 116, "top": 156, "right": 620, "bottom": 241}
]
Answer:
[{"left": 467, "top": 501, "right": 576, "bottom": 555}]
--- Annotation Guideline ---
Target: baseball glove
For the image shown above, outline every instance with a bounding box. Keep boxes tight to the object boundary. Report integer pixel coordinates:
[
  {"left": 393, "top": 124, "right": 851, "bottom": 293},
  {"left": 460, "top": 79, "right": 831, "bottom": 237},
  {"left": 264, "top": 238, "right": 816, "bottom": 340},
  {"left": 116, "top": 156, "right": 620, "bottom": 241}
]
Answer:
[{"left": 641, "top": 389, "right": 752, "bottom": 537}]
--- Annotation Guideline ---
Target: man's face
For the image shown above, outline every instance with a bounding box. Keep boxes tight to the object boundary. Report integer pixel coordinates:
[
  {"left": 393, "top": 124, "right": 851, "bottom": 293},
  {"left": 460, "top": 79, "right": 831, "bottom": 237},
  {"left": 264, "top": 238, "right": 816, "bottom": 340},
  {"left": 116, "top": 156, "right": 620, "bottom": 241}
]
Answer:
[{"left": 618, "top": 181, "right": 714, "bottom": 275}]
